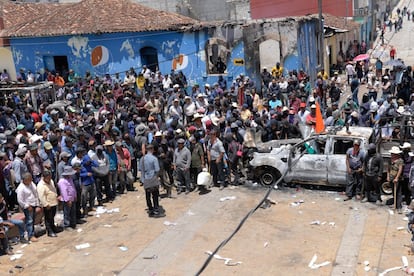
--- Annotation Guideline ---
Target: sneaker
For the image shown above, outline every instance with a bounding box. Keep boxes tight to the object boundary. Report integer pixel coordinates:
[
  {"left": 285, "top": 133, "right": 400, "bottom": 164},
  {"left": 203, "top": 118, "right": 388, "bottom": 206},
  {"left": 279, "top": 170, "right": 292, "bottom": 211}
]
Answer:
[
  {"left": 20, "top": 238, "right": 29, "bottom": 244},
  {"left": 219, "top": 185, "right": 224, "bottom": 190},
  {"left": 361, "top": 197, "right": 369, "bottom": 203},
  {"left": 356, "top": 195, "right": 362, "bottom": 200},
  {"left": 185, "top": 190, "right": 190, "bottom": 194},
  {"left": 398, "top": 208, "right": 403, "bottom": 214},
  {"left": 5, "top": 249, "right": 13, "bottom": 255},
  {"left": 343, "top": 197, "right": 352, "bottom": 201},
  {"left": 151, "top": 211, "right": 166, "bottom": 218}
]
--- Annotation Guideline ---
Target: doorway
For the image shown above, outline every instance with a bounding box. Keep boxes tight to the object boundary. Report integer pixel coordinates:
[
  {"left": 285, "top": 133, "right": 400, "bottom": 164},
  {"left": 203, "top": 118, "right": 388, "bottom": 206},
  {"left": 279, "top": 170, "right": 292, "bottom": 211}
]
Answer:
[
  {"left": 140, "top": 47, "right": 158, "bottom": 72},
  {"left": 43, "top": 55, "right": 68, "bottom": 75}
]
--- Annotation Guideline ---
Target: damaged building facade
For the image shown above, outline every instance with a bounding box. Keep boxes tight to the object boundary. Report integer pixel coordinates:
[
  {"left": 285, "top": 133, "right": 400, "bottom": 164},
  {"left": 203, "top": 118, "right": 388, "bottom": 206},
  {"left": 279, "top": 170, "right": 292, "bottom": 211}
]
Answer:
[{"left": 0, "top": 0, "right": 321, "bottom": 89}]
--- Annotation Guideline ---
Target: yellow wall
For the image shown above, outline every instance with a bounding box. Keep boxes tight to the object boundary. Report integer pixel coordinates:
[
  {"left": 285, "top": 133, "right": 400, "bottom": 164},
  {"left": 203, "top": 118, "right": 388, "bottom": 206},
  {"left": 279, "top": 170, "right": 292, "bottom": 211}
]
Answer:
[{"left": 0, "top": 47, "right": 16, "bottom": 80}]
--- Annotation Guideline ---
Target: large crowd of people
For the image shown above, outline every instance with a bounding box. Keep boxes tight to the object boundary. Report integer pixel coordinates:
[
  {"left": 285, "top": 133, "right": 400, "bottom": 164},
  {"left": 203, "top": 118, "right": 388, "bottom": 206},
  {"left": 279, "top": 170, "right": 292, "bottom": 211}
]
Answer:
[{"left": 0, "top": 36, "right": 414, "bottom": 255}]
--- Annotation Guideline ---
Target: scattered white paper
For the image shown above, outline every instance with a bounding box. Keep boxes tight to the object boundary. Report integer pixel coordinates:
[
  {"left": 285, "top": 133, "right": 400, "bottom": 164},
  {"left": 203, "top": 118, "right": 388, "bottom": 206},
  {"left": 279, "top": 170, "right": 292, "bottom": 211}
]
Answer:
[
  {"left": 404, "top": 217, "right": 409, "bottom": 221},
  {"left": 397, "top": 226, "right": 406, "bottom": 231},
  {"left": 335, "top": 197, "right": 341, "bottom": 201},
  {"left": 163, "top": 221, "right": 178, "bottom": 226},
  {"left": 103, "top": 224, "right": 112, "bottom": 228},
  {"left": 219, "top": 196, "right": 236, "bottom": 202},
  {"left": 308, "top": 254, "right": 330, "bottom": 269},
  {"left": 310, "top": 221, "right": 320, "bottom": 225},
  {"left": 10, "top": 254, "right": 23, "bottom": 261},
  {"left": 389, "top": 210, "right": 395, "bottom": 215},
  {"left": 264, "top": 242, "right": 269, "bottom": 248},
  {"left": 75, "top": 243, "right": 91, "bottom": 250},
  {"left": 119, "top": 246, "right": 128, "bottom": 252},
  {"left": 77, "top": 228, "right": 83, "bottom": 233},
  {"left": 329, "top": 222, "right": 336, "bottom": 227},
  {"left": 20, "top": 244, "right": 28, "bottom": 249},
  {"left": 205, "top": 251, "right": 242, "bottom": 266},
  {"left": 186, "top": 210, "right": 195, "bottom": 216}
]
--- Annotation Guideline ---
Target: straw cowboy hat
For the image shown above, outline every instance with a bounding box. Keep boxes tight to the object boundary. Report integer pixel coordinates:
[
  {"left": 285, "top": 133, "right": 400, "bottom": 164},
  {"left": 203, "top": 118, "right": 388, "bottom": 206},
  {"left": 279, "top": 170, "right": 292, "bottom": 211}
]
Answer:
[{"left": 389, "top": 146, "right": 402, "bottom": 154}]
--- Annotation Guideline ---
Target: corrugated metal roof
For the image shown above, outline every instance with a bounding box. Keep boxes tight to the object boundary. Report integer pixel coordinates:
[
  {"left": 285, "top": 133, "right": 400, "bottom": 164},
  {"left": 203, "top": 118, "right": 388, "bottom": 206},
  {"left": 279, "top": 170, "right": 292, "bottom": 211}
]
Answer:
[{"left": 0, "top": 0, "right": 198, "bottom": 38}]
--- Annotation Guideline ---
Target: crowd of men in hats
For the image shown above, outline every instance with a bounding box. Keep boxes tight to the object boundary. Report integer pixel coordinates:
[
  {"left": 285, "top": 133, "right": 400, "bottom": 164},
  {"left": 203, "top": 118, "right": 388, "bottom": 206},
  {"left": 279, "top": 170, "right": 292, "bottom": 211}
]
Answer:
[{"left": 1, "top": 52, "right": 414, "bottom": 255}]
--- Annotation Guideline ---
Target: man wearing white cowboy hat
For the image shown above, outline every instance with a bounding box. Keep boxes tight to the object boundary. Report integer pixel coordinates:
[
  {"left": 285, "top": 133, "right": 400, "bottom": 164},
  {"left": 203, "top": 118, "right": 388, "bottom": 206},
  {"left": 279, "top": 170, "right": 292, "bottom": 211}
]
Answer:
[
  {"left": 400, "top": 142, "right": 414, "bottom": 206},
  {"left": 387, "top": 146, "right": 404, "bottom": 213}
]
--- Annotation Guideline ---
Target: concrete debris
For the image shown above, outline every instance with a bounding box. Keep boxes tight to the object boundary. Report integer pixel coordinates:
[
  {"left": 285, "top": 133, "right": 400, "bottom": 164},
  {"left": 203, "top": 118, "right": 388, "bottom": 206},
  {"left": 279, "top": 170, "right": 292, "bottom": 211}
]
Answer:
[
  {"left": 205, "top": 251, "right": 242, "bottom": 266},
  {"left": 263, "top": 242, "right": 269, "bottom": 248},
  {"left": 163, "top": 221, "right": 177, "bottom": 226},
  {"left": 10, "top": 254, "right": 23, "bottom": 261},
  {"left": 260, "top": 199, "right": 274, "bottom": 209},
  {"left": 103, "top": 224, "right": 112, "bottom": 228},
  {"left": 308, "top": 254, "right": 330, "bottom": 269},
  {"left": 364, "top": 260, "right": 370, "bottom": 271},
  {"left": 76, "top": 228, "right": 83, "bottom": 233},
  {"left": 186, "top": 210, "right": 195, "bottom": 216},
  {"left": 290, "top": 200, "right": 304, "bottom": 207},
  {"left": 219, "top": 196, "right": 236, "bottom": 202},
  {"left": 403, "top": 256, "right": 409, "bottom": 267},
  {"left": 397, "top": 226, "right": 406, "bottom": 231},
  {"left": 118, "top": 246, "right": 128, "bottom": 252},
  {"left": 389, "top": 209, "right": 395, "bottom": 215},
  {"left": 95, "top": 207, "right": 120, "bottom": 216},
  {"left": 143, "top": 255, "right": 158, "bottom": 259},
  {"left": 310, "top": 221, "right": 321, "bottom": 225},
  {"left": 75, "top": 243, "right": 91, "bottom": 250}
]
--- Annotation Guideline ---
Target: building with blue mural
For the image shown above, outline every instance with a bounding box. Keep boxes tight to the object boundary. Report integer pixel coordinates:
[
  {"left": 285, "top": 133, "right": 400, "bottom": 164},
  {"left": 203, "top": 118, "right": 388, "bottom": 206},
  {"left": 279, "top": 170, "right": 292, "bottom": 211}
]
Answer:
[{"left": 0, "top": 0, "right": 321, "bottom": 90}]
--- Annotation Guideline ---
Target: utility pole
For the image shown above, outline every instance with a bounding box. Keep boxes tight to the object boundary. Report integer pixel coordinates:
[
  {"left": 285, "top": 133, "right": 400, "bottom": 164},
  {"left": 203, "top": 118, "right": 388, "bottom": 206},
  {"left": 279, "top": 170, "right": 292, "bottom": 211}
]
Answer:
[
  {"left": 318, "top": 0, "right": 324, "bottom": 71},
  {"left": 370, "top": 0, "right": 377, "bottom": 46}
]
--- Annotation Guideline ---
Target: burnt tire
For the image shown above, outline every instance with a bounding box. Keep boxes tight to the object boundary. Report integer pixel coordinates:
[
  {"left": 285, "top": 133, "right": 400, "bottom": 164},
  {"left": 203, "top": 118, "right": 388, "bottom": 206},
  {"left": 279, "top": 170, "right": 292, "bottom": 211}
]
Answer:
[
  {"left": 258, "top": 167, "right": 281, "bottom": 186},
  {"left": 381, "top": 181, "right": 392, "bottom": 195}
]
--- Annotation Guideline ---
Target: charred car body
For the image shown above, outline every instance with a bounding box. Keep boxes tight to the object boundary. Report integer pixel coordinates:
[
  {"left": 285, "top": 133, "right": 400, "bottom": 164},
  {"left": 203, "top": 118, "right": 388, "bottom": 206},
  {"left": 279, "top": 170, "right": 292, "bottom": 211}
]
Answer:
[{"left": 248, "top": 126, "right": 376, "bottom": 188}]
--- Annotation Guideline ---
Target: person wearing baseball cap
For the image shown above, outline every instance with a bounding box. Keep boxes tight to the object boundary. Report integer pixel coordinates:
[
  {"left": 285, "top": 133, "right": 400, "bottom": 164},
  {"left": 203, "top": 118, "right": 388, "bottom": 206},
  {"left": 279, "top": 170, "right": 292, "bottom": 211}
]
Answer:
[{"left": 344, "top": 139, "right": 365, "bottom": 201}]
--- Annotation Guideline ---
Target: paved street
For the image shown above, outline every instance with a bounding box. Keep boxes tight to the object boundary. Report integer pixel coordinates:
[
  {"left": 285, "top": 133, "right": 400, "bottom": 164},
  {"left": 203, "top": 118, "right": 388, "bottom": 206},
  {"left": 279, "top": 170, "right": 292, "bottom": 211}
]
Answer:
[
  {"left": 3, "top": 1, "right": 414, "bottom": 276},
  {"left": 0, "top": 183, "right": 413, "bottom": 276}
]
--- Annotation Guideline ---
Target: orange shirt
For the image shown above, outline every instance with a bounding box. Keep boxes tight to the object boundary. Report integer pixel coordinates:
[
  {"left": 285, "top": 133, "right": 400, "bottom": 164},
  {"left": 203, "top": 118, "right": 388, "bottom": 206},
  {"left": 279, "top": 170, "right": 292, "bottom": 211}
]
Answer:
[{"left": 54, "top": 76, "right": 65, "bottom": 87}]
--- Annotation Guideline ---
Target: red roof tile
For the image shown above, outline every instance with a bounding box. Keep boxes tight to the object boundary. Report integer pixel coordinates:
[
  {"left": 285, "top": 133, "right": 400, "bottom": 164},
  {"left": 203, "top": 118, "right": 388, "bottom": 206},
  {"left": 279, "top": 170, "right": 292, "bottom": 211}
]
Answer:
[{"left": 0, "top": 0, "right": 198, "bottom": 38}]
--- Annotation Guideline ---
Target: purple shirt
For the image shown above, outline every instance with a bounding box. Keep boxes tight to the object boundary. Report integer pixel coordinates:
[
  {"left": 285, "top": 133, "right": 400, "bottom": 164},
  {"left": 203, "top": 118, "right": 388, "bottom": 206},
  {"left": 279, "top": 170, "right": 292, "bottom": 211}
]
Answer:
[{"left": 57, "top": 177, "right": 77, "bottom": 202}]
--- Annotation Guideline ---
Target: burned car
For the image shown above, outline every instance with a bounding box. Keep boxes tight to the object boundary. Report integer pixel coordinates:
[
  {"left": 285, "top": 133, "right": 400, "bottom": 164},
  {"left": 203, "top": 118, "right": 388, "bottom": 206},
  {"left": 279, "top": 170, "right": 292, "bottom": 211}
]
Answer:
[{"left": 248, "top": 126, "right": 375, "bottom": 188}]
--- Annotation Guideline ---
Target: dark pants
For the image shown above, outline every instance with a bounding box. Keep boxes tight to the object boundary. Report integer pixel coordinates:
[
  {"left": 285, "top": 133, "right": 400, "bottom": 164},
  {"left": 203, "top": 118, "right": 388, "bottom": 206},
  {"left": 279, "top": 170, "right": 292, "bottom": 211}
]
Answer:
[
  {"left": 81, "top": 184, "right": 96, "bottom": 211},
  {"left": 159, "top": 163, "right": 173, "bottom": 196},
  {"left": 229, "top": 159, "right": 240, "bottom": 185},
  {"left": 44, "top": 206, "right": 57, "bottom": 234},
  {"left": 131, "top": 158, "right": 138, "bottom": 180},
  {"left": 190, "top": 167, "right": 202, "bottom": 187},
  {"left": 346, "top": 171, "right": 363, "bottom": 198},
  {"left": 210, "top": 160, "right": 225, "bottom": 186},
  {"left": 145, "top": 186, "right": 160, "bottom": 212},
  {"left": 176, "top": 168, "right": 191, "bottom": 192},
  {"left": 108, "top": 170, "right": 118, "bottom": 199},
  {"left": 95, "top": 175, "right": 111, "bottom": 202},
  {"left": 63, "top": 201, "right": 77, "bottom": 228},
  {"left": 402, "top": 177, "right": 412, "bottom": 205},
  {"left": 364, "top": 175, "right": 381, "bottom": 202}
]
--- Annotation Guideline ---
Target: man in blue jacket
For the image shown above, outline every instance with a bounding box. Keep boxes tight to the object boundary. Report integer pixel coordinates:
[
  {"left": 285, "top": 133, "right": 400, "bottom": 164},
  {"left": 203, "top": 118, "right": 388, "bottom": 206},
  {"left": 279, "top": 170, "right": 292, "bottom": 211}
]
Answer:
[{"left": 80, "top": 155, "right": 98, "bottom": 216}]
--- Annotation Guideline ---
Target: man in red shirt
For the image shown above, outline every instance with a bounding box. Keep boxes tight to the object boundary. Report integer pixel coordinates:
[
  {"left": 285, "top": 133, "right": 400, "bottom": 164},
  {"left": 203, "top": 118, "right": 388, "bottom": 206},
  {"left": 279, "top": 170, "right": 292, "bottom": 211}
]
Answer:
[{"left": 306, "top": 104, "right": 317, "bottom": 128}]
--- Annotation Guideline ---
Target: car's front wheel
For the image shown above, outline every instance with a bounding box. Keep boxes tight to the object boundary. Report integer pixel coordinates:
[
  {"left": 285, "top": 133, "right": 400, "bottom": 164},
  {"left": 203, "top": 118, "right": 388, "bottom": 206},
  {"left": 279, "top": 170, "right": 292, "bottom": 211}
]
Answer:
[
  {"left": 381, "top": 181, "right": 392, "bottom": 195},
  {"left": 258, "top": 167, "right": 281, "bottom": 186}
]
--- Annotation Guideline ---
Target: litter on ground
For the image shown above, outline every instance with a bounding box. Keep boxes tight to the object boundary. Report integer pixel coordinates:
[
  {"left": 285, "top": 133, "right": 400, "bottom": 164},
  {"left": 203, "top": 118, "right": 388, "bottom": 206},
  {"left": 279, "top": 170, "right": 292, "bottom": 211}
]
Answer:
[
  {"left": 163, "top": 221, "right": 178, "bottom": 226},
  {"left": 75, "top": 243, "right": 91, "bottom": 250},
  {"left": 308, "top": 254, "right": 330, "bottom": 269},
  {"left": 205, "top": 251, "right": 242, "bottom": 266},
  {"left": 219, "top": 196, "right": 236, "bottom": 202}
]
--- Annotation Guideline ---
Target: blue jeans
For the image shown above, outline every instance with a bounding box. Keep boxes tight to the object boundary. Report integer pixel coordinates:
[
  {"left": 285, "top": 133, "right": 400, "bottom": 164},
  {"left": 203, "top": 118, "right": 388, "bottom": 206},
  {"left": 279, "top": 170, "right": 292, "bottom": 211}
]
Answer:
[
  {"left": 23, "top": 207, "right": 36, "bottom": 239},
  {"left": 63, "top": 201, "right": 76, "bottom": 228},
  {"left": 6, "top": 219, "right": 25, "bottom": 239}
]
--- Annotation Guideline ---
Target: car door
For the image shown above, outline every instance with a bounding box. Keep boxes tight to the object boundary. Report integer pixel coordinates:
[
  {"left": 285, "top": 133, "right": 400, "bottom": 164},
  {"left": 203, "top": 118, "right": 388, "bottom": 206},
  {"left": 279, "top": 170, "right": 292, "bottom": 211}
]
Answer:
[
  {"left": 327, "top": 137, "right": 354, "bottom": 186},
  {"left": 286, "top": 137, "right": 328, "bottom": 185}
]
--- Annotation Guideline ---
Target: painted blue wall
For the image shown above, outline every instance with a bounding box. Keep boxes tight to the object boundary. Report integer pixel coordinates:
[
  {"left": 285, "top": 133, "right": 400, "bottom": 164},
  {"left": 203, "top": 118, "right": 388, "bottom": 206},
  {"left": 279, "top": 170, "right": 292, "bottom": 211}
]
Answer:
[
  {"left": 297, "top": 21, "right": 319, "bottom": 82},
  {"left": 10, "top": 30, "right": 247, "bottom": 89}
]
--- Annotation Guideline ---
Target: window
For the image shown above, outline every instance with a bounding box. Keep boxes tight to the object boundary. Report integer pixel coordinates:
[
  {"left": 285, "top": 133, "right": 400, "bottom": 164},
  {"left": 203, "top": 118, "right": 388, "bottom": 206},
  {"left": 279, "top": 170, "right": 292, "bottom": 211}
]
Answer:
[{"left": 333, "top": 139, "right": 354, "bottom": 154}]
